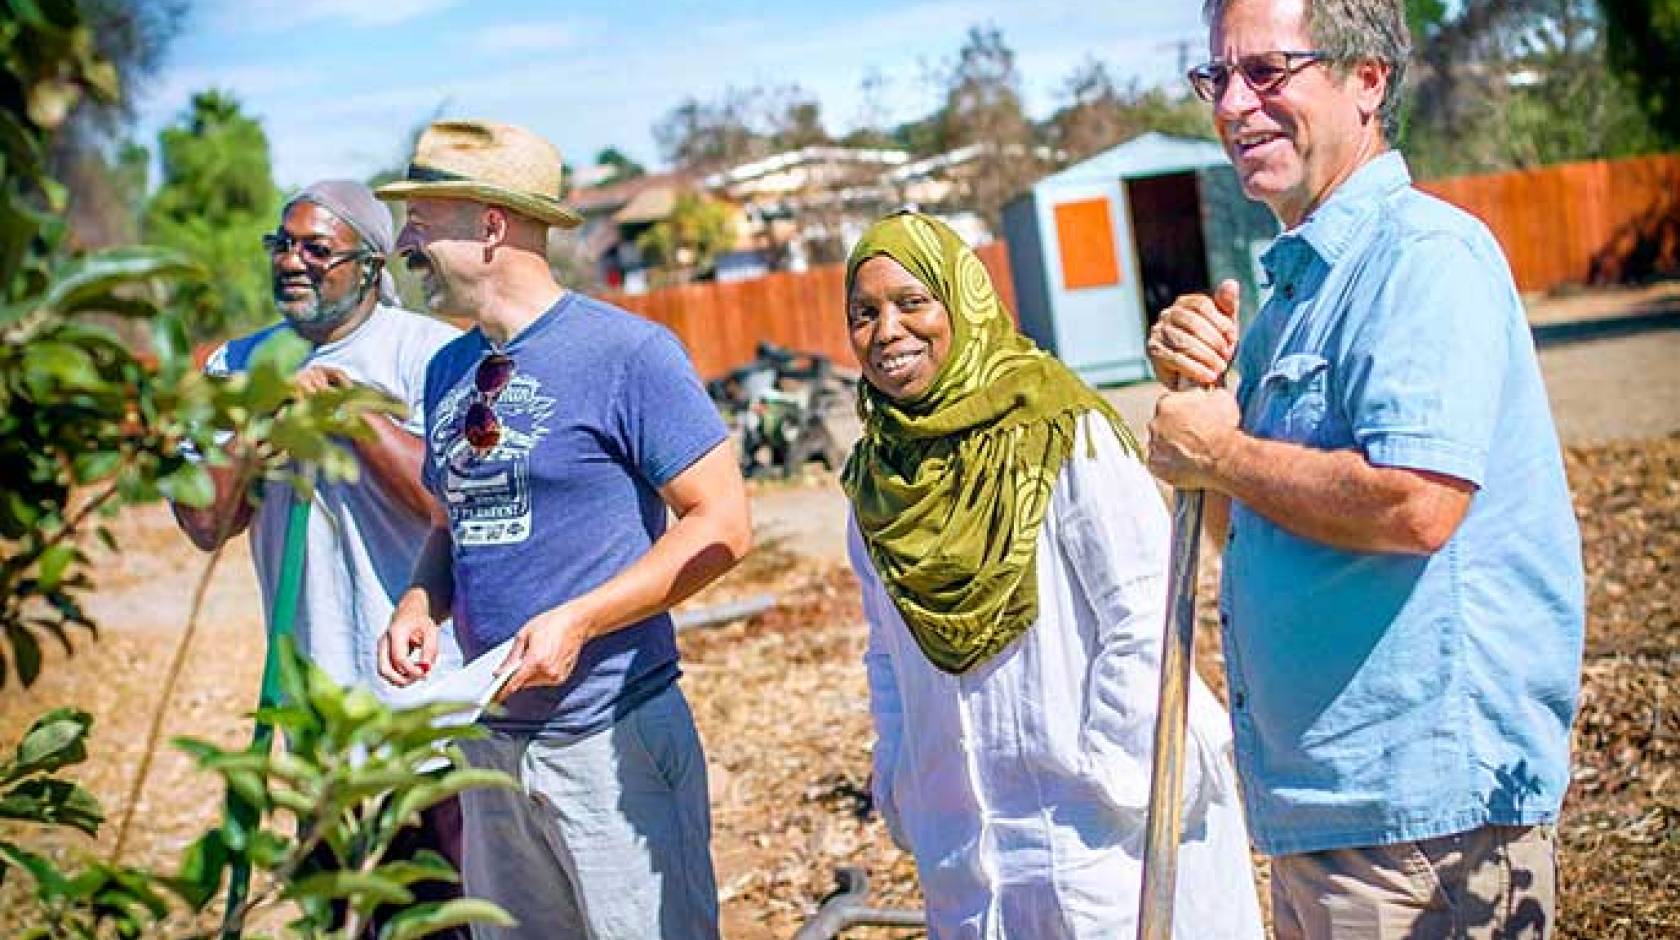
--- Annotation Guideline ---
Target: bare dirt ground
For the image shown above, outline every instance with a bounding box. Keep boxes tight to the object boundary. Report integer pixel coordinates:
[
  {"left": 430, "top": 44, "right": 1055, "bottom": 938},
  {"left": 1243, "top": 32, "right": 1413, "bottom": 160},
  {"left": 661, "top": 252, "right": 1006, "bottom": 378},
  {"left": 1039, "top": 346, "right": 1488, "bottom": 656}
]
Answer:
[{"left": 2, "top": 292, "right": 1676, "bottom": 938}]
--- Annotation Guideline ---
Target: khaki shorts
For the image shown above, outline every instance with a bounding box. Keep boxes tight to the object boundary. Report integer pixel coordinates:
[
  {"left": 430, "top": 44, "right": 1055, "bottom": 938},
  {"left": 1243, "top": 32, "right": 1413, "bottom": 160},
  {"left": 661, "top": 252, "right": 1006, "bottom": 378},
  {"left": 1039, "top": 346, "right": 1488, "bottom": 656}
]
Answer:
[{"left": 1271, "top": 824, "right": 1557, "bottom": 940}]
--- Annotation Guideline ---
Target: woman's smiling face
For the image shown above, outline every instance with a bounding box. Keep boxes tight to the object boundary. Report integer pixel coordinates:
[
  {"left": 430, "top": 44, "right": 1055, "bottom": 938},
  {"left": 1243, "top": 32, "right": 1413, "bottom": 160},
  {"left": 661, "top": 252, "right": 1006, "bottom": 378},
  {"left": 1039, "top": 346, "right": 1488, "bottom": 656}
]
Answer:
[{"left": 846, "top": 255, "right": 953, "bottom": 403}]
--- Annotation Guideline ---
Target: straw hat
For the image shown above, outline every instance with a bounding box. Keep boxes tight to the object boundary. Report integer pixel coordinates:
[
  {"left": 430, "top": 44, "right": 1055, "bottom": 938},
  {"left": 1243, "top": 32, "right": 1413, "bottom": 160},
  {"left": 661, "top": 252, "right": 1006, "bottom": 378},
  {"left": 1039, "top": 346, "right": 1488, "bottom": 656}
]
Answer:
[{"left": 375, "top": 120, "right": 582, "bottom": 229}]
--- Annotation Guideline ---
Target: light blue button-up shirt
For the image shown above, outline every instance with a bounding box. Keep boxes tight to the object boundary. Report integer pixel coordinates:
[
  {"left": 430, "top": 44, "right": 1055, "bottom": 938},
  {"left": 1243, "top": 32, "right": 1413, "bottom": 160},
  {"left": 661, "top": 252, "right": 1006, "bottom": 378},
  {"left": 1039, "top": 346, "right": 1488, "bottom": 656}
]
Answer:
[{"left": 1222, "top": 152, "right": 1585, "bottom": 856}]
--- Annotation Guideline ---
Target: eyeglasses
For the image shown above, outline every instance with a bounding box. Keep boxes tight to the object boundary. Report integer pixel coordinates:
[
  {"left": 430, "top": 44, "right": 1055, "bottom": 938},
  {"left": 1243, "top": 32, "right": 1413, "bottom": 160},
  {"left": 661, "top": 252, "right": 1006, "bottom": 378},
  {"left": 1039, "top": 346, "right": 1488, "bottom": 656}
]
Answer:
[
  {"left": 462, "top": 352, "right": 515, "bottom": 454},
  {"left": 1187, "top": 50, "right": 1330, "bottom": 102},
  {"left": 262, "top": 230, "right": 369, "bottom": 267}
]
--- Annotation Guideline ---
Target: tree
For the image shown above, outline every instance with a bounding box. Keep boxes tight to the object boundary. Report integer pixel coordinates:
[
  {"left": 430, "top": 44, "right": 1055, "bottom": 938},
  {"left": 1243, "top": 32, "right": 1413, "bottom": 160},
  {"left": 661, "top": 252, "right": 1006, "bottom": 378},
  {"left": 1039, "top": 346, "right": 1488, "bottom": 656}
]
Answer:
[
  {"left": 763, "top": 85, "right": 830, "bottom": 151},
  {"left": 51, "top": 0, "right": 186, "bottom": 265},
  {"left": 635, "top": 190, "right": 734, "bottom": 284},
  {"left": 841, "top": 69, "right": 898, "bottom": 150},
  {"left": 1048, "top": 58, "right": 1214, "bottom": 164},
  {"left": 595, "top": 146, "right": 646, "bottom": 184},
  {"left": 932, "top": 25, "right": 1043, "bottom": 232},
  {"left": 652, "top": 89, "right": 764, "bottom": 171},
  {"left": 652, "top": 83, "right": 838, "bottom": 173},
  {"left": 1599, "top": 0, "right": 1680, "bottom": 145},
  {"left": 1405, "top": 0, "right": 1664, "bottom": 177},
  {"left": 144, "top": 90, "right": 282, "bottom": 338},
  {"left": 1050, "top": 59, "right": 1134, "bottom": 162}
]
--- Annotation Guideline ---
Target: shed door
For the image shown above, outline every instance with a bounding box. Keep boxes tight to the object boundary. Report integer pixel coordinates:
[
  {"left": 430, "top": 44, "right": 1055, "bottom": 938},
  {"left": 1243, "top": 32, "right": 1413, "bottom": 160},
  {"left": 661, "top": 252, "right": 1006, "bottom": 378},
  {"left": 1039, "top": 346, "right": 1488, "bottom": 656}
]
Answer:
[{"left": 1037, "top": 183, "right": 1148, "bottom": 385}]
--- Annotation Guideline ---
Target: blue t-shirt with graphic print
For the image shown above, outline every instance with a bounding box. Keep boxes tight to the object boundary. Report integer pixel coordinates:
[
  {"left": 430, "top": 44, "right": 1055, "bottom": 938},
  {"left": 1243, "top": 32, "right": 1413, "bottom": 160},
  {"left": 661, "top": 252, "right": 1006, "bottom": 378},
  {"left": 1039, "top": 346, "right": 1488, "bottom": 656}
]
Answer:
[{"left": 421, "top": 292, "right": 727, "bottom": 738}]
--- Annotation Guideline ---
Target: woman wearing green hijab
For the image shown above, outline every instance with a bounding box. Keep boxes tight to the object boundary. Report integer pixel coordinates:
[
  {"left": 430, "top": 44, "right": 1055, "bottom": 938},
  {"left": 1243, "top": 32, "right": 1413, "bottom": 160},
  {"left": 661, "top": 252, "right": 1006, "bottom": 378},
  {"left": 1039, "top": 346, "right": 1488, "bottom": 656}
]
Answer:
[{"left": 842, "top": 211, "right": 1261, "bottom": 938}]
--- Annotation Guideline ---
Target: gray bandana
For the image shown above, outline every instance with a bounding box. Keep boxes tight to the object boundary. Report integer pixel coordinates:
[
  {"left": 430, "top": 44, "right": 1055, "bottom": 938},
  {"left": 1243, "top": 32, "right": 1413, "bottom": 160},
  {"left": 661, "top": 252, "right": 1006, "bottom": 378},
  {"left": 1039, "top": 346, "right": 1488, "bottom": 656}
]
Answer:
[{"left": 286, "top": 179, "right": 399, "bottom": 304}]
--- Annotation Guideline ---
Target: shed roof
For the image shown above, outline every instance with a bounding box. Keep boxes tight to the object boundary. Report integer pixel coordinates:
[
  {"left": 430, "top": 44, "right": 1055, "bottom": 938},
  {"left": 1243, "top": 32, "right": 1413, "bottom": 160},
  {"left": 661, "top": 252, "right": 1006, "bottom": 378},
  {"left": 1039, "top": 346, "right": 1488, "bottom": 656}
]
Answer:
[{"left": 1035, "top": 132, "right": 1229, "bottom": 188}]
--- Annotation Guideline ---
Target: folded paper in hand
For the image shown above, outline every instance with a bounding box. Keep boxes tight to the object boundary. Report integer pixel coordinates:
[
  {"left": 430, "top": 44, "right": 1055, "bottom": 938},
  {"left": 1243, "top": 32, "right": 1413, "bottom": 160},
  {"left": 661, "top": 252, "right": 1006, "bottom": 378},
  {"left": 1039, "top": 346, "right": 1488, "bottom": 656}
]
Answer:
[{"left": 381, "top": 638, "right": 520, "bottom": 728}]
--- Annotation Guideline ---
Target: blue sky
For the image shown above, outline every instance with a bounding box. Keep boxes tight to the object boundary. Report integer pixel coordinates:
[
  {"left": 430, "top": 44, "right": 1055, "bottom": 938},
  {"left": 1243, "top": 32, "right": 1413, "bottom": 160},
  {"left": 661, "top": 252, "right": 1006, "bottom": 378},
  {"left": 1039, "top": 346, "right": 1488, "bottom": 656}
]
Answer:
[{"left": 133, "top": 0, "right": 1211, "bottom": 190}]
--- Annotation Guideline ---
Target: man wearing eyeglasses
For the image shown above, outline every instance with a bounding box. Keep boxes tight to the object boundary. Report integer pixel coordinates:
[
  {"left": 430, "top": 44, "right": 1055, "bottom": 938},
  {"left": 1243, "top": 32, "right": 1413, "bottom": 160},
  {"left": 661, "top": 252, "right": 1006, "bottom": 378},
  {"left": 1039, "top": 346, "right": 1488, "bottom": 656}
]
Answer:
[
  {"left": 1144, "top": 0, "right": 1583, "bottom": 937},
  {"left": 171, "top": 180, "right": 468, "bottom": 937},
  {"left": 374, "top": 120, "right": 750, "bottom": 940}
]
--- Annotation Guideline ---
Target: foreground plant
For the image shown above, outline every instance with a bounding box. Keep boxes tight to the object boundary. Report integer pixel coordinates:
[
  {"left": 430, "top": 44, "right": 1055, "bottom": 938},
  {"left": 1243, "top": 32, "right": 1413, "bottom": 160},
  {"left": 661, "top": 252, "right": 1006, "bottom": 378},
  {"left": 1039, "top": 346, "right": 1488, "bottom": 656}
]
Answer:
[
  {"left": 2, "top": 642, "right": 516, "bottom": 939},
  {"left": 2, "top": 4, "right": 512, "bottom": 937}
]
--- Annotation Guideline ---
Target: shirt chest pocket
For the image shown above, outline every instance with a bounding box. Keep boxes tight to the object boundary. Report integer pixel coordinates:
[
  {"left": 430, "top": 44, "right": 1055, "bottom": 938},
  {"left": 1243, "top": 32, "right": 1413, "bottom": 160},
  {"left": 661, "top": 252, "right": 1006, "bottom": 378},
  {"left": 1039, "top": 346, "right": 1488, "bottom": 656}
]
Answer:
[{"left": 1250, "top": 352, "right": 1332, "bottom": 445}]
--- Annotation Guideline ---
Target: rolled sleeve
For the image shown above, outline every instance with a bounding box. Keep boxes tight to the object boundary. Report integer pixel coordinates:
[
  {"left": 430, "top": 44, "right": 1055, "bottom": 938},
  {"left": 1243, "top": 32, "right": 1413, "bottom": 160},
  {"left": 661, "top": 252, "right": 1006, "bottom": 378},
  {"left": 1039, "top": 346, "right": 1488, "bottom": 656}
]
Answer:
[{"left": 1337, "top": 233, "right": 1512, "bottom": 488}]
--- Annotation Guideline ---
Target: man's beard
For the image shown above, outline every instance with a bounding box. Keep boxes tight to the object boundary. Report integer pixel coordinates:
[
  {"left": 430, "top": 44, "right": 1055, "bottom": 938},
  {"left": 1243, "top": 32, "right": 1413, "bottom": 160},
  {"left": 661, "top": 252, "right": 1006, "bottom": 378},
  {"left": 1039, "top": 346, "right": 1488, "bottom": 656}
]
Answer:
[{"left": 276, "top": 265, "right": 370, "bottom": 332}]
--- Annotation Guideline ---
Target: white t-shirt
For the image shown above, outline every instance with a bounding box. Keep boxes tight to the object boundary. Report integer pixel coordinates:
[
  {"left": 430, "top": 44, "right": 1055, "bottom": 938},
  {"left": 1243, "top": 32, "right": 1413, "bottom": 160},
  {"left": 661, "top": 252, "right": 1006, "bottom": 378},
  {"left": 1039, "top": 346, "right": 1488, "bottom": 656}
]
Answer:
[{"left": 206, "top": 305, "right": 463, "bottom": 702}]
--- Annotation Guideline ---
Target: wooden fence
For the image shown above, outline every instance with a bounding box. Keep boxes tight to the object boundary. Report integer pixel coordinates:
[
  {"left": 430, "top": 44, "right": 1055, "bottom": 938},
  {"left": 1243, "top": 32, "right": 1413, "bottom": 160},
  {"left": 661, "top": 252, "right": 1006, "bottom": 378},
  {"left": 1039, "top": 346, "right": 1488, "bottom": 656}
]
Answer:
[
  {"left": 603, "top": 241, "right": 1015, "bottom": 379},
  {"left": 606, "top": 153, "right": 1677, "bottom": 377},
  {"left": 1418, "top": 153, "right": 1680, "bottom": 294}
]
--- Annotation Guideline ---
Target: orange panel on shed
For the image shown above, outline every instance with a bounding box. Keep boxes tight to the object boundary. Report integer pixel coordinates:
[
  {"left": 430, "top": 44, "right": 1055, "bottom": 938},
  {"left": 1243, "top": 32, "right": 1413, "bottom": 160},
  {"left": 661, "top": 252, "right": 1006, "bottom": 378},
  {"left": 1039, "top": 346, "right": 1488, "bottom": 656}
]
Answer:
[{"left": 1053, "top": 197, "right": 1122, "bottom": 290}]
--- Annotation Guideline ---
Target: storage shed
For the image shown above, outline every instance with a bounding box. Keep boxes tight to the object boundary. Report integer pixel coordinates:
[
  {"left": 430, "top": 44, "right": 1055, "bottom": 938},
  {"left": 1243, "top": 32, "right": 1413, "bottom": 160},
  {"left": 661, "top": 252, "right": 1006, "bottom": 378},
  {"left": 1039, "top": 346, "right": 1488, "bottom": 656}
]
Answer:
[{"left": 1002, "top": 132, "right": 1278, "bottom": 385}]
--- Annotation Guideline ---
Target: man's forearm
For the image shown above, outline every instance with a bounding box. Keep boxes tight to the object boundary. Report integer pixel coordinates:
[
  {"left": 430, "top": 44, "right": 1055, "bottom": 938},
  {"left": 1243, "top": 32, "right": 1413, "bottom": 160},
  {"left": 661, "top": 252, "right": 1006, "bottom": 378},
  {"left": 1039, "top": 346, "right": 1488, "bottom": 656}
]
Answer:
[
  {"left": 351, "top": 417, "right": 439, "bottom": 525},
  {"left": 563, "top": 501, "right": 750, "bottom": 643},
  {"left": 1209, "top": 433, "right": 1469, "bottom": 555},
  {"left": 400, "top": 524, "right": 457, "bottom": 623},
  {"left": 171, "top": 458, "right": 259, "bottom": 551}
]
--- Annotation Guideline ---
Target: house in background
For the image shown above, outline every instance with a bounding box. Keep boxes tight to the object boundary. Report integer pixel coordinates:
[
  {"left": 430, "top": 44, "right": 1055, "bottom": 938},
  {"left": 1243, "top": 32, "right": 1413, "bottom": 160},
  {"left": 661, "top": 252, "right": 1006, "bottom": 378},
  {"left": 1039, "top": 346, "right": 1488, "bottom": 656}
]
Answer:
[
  {"left": 570, "top": 170, "right": 695, "bottom": 292},
  {"left": 703, "top": 145, "right": 911, "bottom": 270},
  {"left": 566, "top": 141, "right": 1038, "bottom": 294}
]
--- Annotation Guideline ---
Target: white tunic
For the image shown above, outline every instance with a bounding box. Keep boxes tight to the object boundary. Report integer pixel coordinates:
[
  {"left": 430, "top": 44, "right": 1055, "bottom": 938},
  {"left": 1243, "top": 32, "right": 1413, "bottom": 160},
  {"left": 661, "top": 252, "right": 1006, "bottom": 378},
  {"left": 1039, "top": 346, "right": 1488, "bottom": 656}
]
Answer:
[
  {"left": 205, "top": 305, "right": 464, "bottom": 702},
  {"left": 848, "top": 414, "right": 1263, "bottom": 939}
]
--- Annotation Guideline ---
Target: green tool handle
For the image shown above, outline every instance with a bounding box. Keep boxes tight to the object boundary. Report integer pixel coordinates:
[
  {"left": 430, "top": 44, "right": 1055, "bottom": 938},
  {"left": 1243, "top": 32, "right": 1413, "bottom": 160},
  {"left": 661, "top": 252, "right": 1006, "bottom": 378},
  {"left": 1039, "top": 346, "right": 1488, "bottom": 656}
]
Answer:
[{"left": 220, "top": 475, "right": 312, "bottom": 939}]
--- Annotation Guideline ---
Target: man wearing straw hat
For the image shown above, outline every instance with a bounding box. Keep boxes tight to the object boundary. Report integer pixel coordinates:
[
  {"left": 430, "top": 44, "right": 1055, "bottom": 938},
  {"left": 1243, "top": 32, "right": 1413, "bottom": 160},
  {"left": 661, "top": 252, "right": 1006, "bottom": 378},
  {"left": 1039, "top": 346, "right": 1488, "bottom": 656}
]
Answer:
[
  {"left": 172, "top": 179, "right": 468, "bottom": 937},
  {"left": 375, "top": 120, "right": 750, "bottom": 940}
]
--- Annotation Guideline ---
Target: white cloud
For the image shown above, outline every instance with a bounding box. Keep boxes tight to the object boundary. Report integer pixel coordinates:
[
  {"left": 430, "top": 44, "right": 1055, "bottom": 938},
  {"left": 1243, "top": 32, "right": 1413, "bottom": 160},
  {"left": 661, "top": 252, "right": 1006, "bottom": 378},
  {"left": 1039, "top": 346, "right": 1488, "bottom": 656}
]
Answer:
[{"left": 467, "top": 20, "right": 583, "bottom": 55}]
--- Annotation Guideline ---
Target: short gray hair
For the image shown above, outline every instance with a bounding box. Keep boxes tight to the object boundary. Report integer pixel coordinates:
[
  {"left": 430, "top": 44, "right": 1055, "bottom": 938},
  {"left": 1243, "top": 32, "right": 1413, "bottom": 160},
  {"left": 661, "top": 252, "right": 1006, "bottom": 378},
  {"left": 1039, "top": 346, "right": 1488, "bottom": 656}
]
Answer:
[{"left": 1203, "top": 0, "right": 1412, "bottom": 143}]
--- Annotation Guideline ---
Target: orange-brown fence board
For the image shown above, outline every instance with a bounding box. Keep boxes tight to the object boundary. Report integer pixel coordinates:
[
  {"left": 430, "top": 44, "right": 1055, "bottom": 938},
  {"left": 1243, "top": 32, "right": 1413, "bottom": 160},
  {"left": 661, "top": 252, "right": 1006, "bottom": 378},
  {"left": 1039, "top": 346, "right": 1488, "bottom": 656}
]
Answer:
[
  {"left": 604, "top": 240, "right": 1015, "bottom": 379},
  {"left": 1417, "top": 153, "right": 1680, "bottom": 293}
]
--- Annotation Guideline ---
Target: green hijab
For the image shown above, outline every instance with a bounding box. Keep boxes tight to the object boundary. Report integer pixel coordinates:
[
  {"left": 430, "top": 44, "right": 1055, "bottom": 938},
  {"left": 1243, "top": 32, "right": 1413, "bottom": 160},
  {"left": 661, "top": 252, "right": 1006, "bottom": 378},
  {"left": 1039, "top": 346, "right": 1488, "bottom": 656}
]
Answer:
[{"left": 840, "top": 211, "right": 1140, "bottom": 674}]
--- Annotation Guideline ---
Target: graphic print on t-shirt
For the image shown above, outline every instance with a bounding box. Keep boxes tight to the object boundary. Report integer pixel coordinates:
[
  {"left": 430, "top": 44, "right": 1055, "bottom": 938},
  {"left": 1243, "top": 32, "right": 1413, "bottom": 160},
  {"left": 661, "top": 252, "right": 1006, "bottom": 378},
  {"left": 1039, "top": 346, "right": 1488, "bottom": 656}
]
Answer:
[{"left": 429, "top": 371, "right": 555, "bottom": 547}]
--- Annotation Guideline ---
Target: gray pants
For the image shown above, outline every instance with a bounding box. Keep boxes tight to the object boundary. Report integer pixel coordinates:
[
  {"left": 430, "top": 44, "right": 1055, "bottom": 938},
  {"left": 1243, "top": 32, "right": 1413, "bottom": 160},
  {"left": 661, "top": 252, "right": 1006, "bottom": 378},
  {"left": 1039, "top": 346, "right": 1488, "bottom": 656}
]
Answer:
[
  {"left": 1271, "top": 824, "right": 1557, "bottom": 940},
  {"left": 458, "top": 684, "right": 721, "bottom": 940}
]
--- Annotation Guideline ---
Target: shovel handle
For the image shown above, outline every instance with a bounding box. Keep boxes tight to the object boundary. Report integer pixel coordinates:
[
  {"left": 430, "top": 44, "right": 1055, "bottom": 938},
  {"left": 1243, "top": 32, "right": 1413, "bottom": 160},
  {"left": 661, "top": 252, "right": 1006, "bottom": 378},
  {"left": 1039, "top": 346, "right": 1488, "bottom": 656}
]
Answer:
[{"left": 1137, "top": 376, "right": 1216, "bottom": 940}]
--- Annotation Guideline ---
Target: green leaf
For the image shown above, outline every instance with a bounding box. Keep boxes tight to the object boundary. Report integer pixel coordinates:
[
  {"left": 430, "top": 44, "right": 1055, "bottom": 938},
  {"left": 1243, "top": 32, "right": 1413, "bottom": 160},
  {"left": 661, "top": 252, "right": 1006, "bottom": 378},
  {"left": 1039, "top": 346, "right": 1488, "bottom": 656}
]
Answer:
[
  {"left": 72, "top": 451, "right": 124, "bottom": 485},
  {"left": 0, "top": 110, "right": 45, "bottom": 184},
  {"left": 223, "top": 769, "right": 269, "bottom": 814},
  {"left": 389, "top": 768, "right": 516, "bottom": 824},
  {"left": 24, "top": 340, "right": 101, "bottom": 391},
  {"left": 371, "top": 849, "right": 457, "bottom": 888},
  {"left": 246, "top": 828, "right": 291, "bottom": 868},
  {"left": 39, "top": 247, "right": 203, "bottom": 317},
  {"left": 164, "top": 830, "right": 228, "bottom": 909},
  {"left": 8, "top": 707, "right": 92, "bottom": 779},
  {"left": 156, "top": 462, "right": 213, "bottom": 508},
  {"left": 36, "top": 543, "right": 75, "bottom": 591},
  {"left": 6, "top": 624, "right": 42, "bottom": 688},
  {"left": 284, "top": 869, "right": 414, "bottom": 906},
  {"left": 150, "top": 311, "right": 191, "bottom": 377},
  {"left": 379, "top": 898, "right": 518, "bottom": 940},
  {"left": 0, "top": 778, "right": 105, "bottom": 835},
  {"left": 0, "top": 838, "right": 72, "bottom": 895},
  {"left": 249, "top": 328, "right": 310, "bottom": 376}
]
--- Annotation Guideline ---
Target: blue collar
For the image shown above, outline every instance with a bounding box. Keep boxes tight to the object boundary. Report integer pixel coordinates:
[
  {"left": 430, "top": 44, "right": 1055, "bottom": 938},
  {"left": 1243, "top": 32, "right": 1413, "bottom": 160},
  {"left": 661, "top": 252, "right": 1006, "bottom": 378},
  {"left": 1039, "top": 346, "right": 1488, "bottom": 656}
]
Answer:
[{"left": 1262, "top": 151, "right": 1412, "bottom": 278}]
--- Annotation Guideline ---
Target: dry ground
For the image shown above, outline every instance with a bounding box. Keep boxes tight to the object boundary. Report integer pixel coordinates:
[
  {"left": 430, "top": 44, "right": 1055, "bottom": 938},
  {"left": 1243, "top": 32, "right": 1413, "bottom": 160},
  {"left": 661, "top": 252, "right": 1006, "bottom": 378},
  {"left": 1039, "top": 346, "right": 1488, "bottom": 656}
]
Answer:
[{"left": 2, "top": 307, "right": 1677, "bottom": 938}]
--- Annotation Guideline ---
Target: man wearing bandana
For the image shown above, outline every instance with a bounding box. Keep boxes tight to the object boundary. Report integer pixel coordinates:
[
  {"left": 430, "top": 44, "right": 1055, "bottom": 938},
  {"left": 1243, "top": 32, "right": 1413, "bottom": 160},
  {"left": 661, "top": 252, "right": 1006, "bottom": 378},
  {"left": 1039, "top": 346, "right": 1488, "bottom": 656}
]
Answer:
[{"left": 172, "top": 179, "right": 467, "bottom": 938}]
